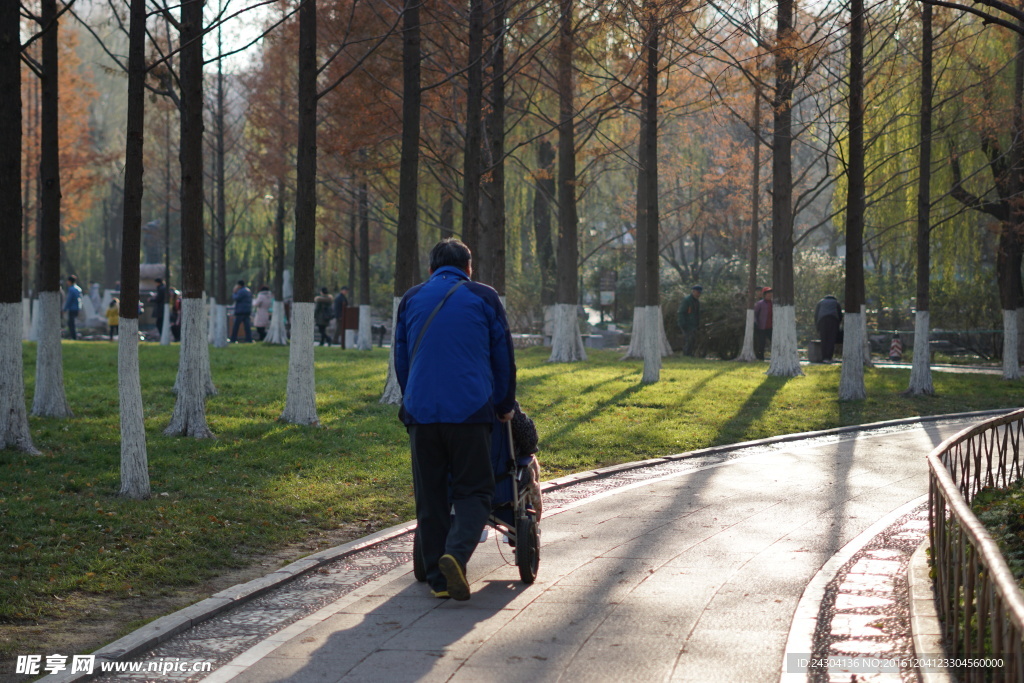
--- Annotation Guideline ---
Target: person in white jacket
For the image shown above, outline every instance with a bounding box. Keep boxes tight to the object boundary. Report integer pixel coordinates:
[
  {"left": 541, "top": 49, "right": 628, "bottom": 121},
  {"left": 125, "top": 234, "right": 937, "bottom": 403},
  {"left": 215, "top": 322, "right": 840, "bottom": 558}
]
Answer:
[{"left": 253, "top": 286, "right": 273, "bottom": 342}]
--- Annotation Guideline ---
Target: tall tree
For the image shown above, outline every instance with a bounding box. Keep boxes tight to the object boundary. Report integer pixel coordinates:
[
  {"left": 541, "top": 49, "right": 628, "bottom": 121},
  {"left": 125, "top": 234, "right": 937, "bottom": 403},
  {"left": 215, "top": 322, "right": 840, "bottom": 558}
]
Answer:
[
  {"left": 118, "top": 0, "right": 151, "bottom": 498},
  {"left": 31, "top": 0, "right": 73, "bottom": 418},
  {"left": 281, "top": 0, "right": 320, "bottom": 424},
  {"left": 382, "top": 0, "right": 423, "bottom": 405},
  {"left": 549, "top": 0, "right": 587, "bottom": 362},
  {"left": 533, "top": 139, "right": 557, "bottom": 310},
  {"left": 478, "top": 0, "right": 507, "bottom": 292},
  {"left": 462, "top": 0, "right": 485, "bottom": 258},
  {"left": 907, "top": 2, "right": 935, "bottom": 396},
  {"left": 766, "top": 0, "right": 802, "bottom": 377},
  {"left": 166, "top": 0, "right": 216, "bottom": 437},
  {"left": 0, "top": 0, "right": 37, "bottom": 453},
  {"left": 637, "top": 4, "right": 664, "bottom": 384},
  {"left": 949, "top": 35, "right": 1024, "bottom": 381},
  {"left": 839, "top": 0, "right": 867, "bottom": 400}
]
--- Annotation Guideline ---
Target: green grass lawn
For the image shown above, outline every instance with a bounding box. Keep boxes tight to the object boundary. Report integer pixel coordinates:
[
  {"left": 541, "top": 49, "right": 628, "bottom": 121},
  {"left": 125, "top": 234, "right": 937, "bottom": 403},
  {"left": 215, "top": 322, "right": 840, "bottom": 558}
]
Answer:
[{"left": 1, "top": 342, "right": 1021, "bottom": 655}]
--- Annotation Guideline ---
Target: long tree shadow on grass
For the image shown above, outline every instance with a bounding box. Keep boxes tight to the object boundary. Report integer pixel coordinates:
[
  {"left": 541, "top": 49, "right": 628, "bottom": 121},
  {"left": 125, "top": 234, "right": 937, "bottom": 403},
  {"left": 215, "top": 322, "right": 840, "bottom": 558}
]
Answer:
[{"left": 711, "top": 374, "right": 790, "bottom": 446}]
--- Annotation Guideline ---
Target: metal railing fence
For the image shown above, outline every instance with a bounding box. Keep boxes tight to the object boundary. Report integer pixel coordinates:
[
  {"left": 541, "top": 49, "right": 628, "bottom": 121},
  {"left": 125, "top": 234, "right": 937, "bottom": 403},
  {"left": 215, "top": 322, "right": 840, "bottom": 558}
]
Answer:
[{"left": 929, "top": 408, "right": 1024, "bottom": 682}]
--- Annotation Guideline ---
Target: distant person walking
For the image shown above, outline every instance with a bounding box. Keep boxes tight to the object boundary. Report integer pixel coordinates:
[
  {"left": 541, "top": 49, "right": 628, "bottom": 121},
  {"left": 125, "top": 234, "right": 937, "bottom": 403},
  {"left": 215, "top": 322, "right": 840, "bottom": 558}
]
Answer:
[
  {"left": 231, "top": 280, "right": 254, "bottom": 343},
  {"left": 394, "top": 238, "right": 517, "bottom": 601},
  {"left": 106, "top": 298, "right": 119, "bottom": 340},
  {"left": 815, "top": 294, "right": 843, "bottom": 362},
  {"left": 333, "top": 286, "right": 349, "bottom": 348},
  {"left": 753, "top": 287, "right": 773, "bottom": 361},
  {"left": 169, "top": 290, "right": 181, "bottom": 342},
  {"left": 314, "top": 287, "right": 334, "bottom": 346},
  {"left": 677, "top": 285, "right": 703, "bottom": 356},
  {"left": 150, "top": 277, "right": 167, "bottom": 339},
  {"left": 253, "top": 286, "right": 273, "bottom": 341},
  {"left": 63, "top": 275, "right": 83, "bottom": 340}
]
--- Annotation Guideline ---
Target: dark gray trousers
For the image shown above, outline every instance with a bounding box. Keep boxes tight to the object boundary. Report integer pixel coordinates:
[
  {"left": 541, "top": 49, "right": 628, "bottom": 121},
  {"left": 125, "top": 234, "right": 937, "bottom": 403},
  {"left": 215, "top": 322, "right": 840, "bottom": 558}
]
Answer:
[{"left": 409, "top": 423, "right": 494, "bottom": 592}]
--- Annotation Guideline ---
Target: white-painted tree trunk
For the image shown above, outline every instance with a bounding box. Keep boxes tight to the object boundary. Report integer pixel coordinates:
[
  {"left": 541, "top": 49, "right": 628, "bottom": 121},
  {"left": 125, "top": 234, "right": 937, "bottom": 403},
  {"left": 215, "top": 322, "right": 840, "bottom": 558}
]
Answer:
[
  {"left": 117, "top": 318, "right": 150, "bottom": 499},
  {"left": 29, "top": 298, "right": 40, "bottom": 342},
  {"left": 623, "top": 307, "right": 671, "bottom": 359},
  {"left": 542, "top": 305, "right": 555, "bottom": 346},
  {"left": 380, "top": 296, "right": 403, "bottom": 405},
  {"left": 548, "top": 303, "right": 587, "bottom": 363},
  {"left": 281, "top": 302, "right": 319, "bottom": 425},
  {"left": 622, "top": 307, "right": 645, "bottom": 359},
  {"left": 160, "top": 303, "right": 171, "bottom": 345},
  {"left": 32, "top": 291, "right": 72, "bottom": 417},
  {"left": 766, "top": 305, "right": 803, "bottom": 376},
  {"left": 207, "top": 296, "right": 216, "bottom": 344},
  {"left": 283, "top": 269, "right": 293, "bottom": 301},
  {"left": 641, "top": 306, "right": 662, "bottom": 384},
  {"left": 839, "top": 311, "right": 867, "bottom": 400},
  {"left": 1003, "top": 309, "right": 1021, "bottom": 380},
  {"left": 264, "top": 298, "right": 288, "bottom": 345},
  {"left": 0, "top": 302, "right": 38, "bottom": 454},
  {"left": 906, "top": 310, "right": 934, "bottom": 395},
  {"left": 22, "top": 297, "right": 30, "bottom": 340},
  {"left": 861, "top": 305, "right": 873, "bottom": 367},
  {"left": 166, "top": 298, "right": 215, "bottom": 438},
  {"left": 735, "top": 308, "right": 757, "bottom": 362},
  {"left": 357, "top": 304, "right": 373, "bottom": 351},
  {"left": 176, "top": 297, "right": 216, "bottom": 396},
  {"left": 657, "top": 310, "right": 672, "bottom": 356},
  {"left": 212, "top": 304, "right": 228, "bottom": 348}
]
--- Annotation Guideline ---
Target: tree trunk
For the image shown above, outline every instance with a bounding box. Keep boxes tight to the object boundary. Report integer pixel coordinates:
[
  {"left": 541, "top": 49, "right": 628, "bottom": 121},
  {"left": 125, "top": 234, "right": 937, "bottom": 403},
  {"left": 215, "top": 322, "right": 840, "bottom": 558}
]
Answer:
[
  {"left": 168, "top": 0, "right": 215, "bottom": 436},
  {"left": 32, "top": 0, "right": 72, "bottom": 418},
  {"left": 840, "top": 0, "right": 867, "bottom": 400},
  {"left": 623, "top": 103, "right": 649, "bottom": 362},
  {"left": 549, "top": 0, "right": 585, "bottom": 363},
  {"left": 534, "top": 140, "right": 556, "bottom": 308},
  {"left": 640, "top": 20, "right": 663, "bottom": 383},
  {"left": 282, "top": 0, "right": 320, "bottom": 425},
  {"left": 737, "top": 84, "right": 761, "bottom": 363},
  {"left": 274, "top": 177, "right": 286, "bottom": 299},
  {"left": 356, "top": 176, "right": 372, "bottom": 351},
  {"left": 907, "top": 2, "right": 934, "bottom": 396},
  {"left": 215, "top": 32, "right": 227, "bottom": 305},
  {"left": 383, "top": 0, "right": 422, "bottom": 405},
  {"left": 479, "top": 0, "right": 507, "bottom": 293},
  {"left": 767, "top": 0, "right": 802, "bottom": 377},
  {"left": 380, "top": 296, "right": 404, "bottom": 405},
  {"left": 461, "top": 0, "right": 485, "bottom": 257},
  {"left": 119, "top": 0, "right": 152, "bottom": 494}
]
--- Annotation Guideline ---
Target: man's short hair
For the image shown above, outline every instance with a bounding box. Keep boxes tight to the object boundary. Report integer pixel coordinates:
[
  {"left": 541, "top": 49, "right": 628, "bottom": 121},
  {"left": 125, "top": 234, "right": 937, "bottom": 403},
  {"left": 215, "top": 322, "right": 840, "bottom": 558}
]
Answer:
[
  {"left": 237, "top": 279, "right": 246, "bottom": 287},
  {"left": 67, "top": 275, "right": 76, "bottom": 284},
  {"left": 429, "top": 238, "right": 472, "bottom": 273},
  {"left": 155, "top": 278, "right": 163, "bottom": 284}
]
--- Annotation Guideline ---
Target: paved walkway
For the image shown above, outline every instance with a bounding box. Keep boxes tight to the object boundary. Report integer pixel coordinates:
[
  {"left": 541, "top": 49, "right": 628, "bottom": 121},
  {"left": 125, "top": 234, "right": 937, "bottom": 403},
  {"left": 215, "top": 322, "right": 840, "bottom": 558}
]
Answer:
[{"left": 84, "top": 416, "right": 987, "bottom": 683}]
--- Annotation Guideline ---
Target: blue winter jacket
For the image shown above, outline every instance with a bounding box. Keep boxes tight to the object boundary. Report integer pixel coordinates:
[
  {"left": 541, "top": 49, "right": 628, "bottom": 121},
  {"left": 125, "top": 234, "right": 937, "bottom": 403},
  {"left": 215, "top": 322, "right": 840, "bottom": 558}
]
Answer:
[
  {"left": 63, "top": 285, "right": 82, "bottom": 312},
  {"left": 394, "top": 266, "right": 516, "bottom": 426},
  {"left": 233, "top": 286, "right": 253, "bottom": 315}
]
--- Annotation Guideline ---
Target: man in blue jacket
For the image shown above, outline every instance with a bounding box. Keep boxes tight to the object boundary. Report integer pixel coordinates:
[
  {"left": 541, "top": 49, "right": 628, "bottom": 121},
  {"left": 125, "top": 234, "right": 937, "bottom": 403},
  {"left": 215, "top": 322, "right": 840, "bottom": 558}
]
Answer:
[
  {"left": 63, "top": 275, "right": 82, "bottom": 340},
  {"left": 394, "top": 238, "right": 517, "bottom": 601},
  {"left": 231, "top": 280, "right": 254, "bottom": 343}
]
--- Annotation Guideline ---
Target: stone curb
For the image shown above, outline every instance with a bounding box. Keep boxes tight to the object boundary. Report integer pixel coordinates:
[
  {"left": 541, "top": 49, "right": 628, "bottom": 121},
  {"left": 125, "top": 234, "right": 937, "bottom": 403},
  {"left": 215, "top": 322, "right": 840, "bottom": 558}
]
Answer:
[
  {"left": 908, "top": 542, "right": 955, "bottom": 683},
  {"left": 46, "top": 407, "right": 1009, "bottom": 682}
]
